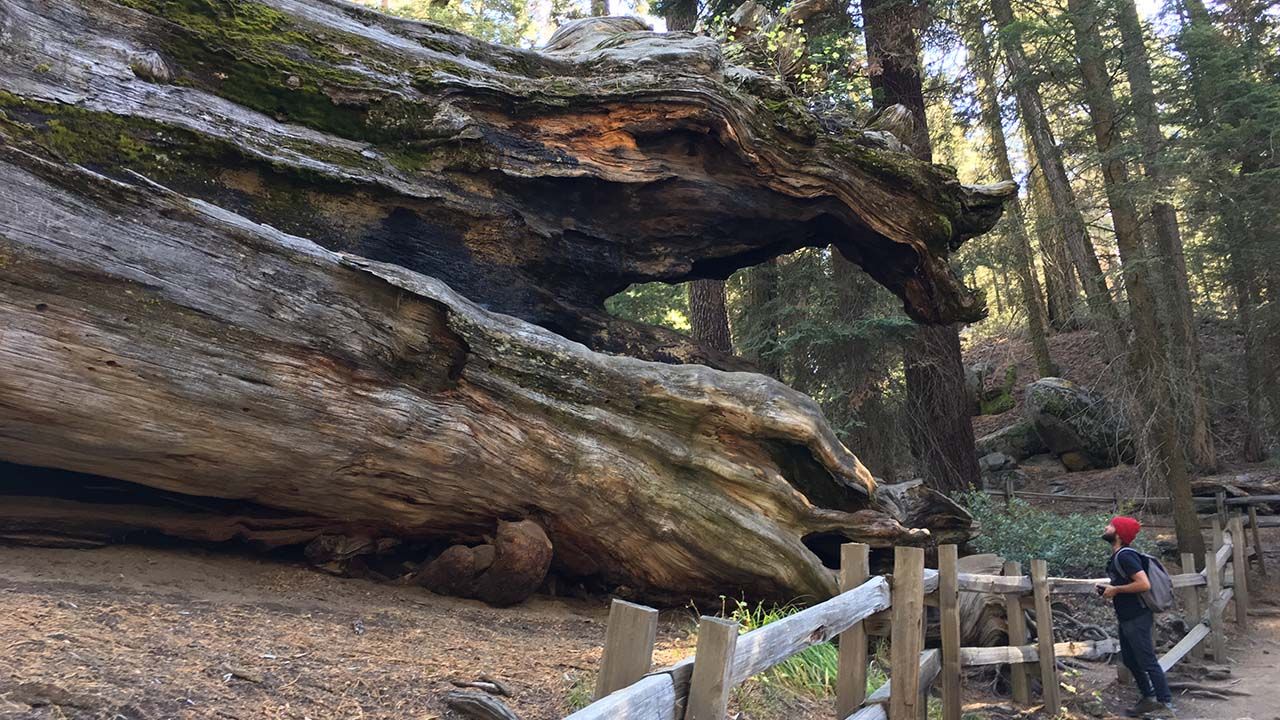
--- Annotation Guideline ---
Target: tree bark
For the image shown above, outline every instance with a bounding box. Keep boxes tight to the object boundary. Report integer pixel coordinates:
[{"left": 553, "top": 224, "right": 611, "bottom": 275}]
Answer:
[
  {"left": 0, "top": 0, "right": 1004, "bottom": 602},
  {"left": 663, "top": 0, "right": 698, "bottom": 31},
  {"left": 1114, "top": 0, "right": 1216, "bottom": 470},
  {"left": 962, "top": 6, "right": 1054, "bottom": 378},
  {"left": 0, "top": 1, "right": 1011, "bottom": 373},
  {"left": 1066, "top": 0, "right": 1202, "bottom": 558},
  {"left": 0, "top": 146, "right": 973, "bottom": 602},
  {"left": 1028, "top": 159, "right": 1082, "bottom": 331},
  {"left": 740, "top": 258, "right": 783, "bottom": 378},
  {"left": 688, "top": 279, "right": 734, "bottom": 354},
  {"left": 990, "top": 0, "right": 1126, "bottom": 362},
  {"left": 862, "top": 0, "right": 980, "bottom": 492}
]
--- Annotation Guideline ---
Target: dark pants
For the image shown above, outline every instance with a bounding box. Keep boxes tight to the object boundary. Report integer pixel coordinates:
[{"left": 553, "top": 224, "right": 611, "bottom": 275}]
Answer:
[{"left": 1118, "top": 611, "right": 1172, "bottom": 703}]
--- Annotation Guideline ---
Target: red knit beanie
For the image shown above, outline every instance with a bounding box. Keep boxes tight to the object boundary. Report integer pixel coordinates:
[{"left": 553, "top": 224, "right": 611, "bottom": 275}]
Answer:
[{"left": 1111, "top": 516, "right": 1141, "bottom": 545}]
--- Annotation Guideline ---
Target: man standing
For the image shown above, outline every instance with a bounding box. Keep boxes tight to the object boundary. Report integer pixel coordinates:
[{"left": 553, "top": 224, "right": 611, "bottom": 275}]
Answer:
[{"left": 1101, "top": 516, "right": 1174, "bottom": 717}]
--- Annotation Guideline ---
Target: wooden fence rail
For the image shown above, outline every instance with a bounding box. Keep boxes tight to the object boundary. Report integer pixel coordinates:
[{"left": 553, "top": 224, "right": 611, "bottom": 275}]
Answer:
[{"left": 564, "top": 512, "right": 1251, "bottom": 720}]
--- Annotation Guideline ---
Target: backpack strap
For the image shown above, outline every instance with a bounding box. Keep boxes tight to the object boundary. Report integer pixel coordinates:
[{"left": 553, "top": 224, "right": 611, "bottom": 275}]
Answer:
[{"left": 1117, "top": 546, "right": 1150, "bottom": 573}]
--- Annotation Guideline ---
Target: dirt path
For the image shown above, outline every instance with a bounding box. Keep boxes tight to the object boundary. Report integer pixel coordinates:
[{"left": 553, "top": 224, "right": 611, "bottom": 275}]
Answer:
[{"left": 1172, "top": 588, "right": 1280, "bottom": 720}]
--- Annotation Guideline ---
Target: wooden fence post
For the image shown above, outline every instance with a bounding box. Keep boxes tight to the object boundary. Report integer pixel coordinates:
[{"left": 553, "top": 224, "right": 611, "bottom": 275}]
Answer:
[
  {"left": 889, "top": 546, "right": 925, "bottom": 720},
  {"left": 1179, "top": 552, "right": 1202, "bottom": 664},
  {"left": 684, "top": 617, "right": 738, "bottom": 720},
  {"left": 1002, "top": 561, "right": 1031, "bottom": 705},
  {"left": 939, "top": 545, "right": 961, "bottom": 720},
  {"left": 1230, "top": 515, "right": 1250, "bottom": 631},
  {"left": 1248, "top": 506, "right": 1267, "bottom": 576},
  {"left": 1216, "top": 490, "right": 1227, "bottom": 527},
  {"left": 594, "top": 599, "right": 660, "bottom": 700},
  {"left": 1205, "top": 545, "right": 1226, "bottom": 661},
  {"left": 1030, "top": 560, "right": 1059, "bottom": 715},
  {"left": 1004, "top": 474, "right": 1015, "bottom": 506},
  {"left": 1212, "top": 516, "right": 1224, "bottom": 552},
  {"left": 837, "top": 543, "right": 870, "bottom": 718}
]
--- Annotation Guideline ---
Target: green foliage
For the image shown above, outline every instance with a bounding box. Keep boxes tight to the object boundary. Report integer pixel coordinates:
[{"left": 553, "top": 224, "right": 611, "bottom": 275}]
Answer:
[
  {"left": 959, "top": 491, "right": 1152, "bottom": 577},
  {"left": 604, "top": 281, "right": 691, "bottom": 332},
  {"left": 723, "top": 598, "right": 841, "bottom": 695},
  {"left": 562, "top": 670, "right": 595, "bottom": 712}
]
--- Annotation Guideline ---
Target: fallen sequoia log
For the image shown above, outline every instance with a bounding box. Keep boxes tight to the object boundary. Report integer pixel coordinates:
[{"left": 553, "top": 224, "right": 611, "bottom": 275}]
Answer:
[
  {"left": 0, "top": 0, "right": 1011, "bottom": 368},
  {"left": 0, "top": 147, "right": 974, "bottom": 602},
  {"left": 0, "top": 0, "right": 1011, "bottom": 603}
]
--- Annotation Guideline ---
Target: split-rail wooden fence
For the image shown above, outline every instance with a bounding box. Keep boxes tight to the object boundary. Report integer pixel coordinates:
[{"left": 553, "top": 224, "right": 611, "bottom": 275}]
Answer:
[{"left": 564, "top": 515, "right": 1254, "bottom": 720}]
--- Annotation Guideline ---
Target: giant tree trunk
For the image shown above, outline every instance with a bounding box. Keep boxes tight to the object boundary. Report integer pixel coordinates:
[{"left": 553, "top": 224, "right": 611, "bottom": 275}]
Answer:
[
  {"left": 1066, "top": 0, "right": 1203, "bottom": 559},
  {"left": 0, "top": 0, "right": 1010, "bottom": 602},
  {"left": 0, "top": 145, "right": 969, "bottom": 602},
  {"left": 863, "top": 0, "right": 980, "bottom": 493}
]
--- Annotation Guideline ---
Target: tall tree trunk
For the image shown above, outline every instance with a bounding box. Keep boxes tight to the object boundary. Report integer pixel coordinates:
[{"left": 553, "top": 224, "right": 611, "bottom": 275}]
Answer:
[
  {"left": 663, "top": 0, "right": 698, "bottom": 30},
  {"left": 963, "top": 7, "right": 1054, "bottom": 377},
  {"left": 665, "top": 0, "right": 729, "bottom": 357},
  {"left": 591, "top": 0, "right": 610, "bottom": 15},
  {"left": 990, "top": 0, "right": 1126, "bottom": 362},
  {"left": 1029, "top": 160, "right": 1082, "bottom": 332},
  {"left": 863, "top": 0, "right": 980, "bottom": 493},
  {"left": 1067, "top": 0, "right": 1203, "bottom": 558},
  {"left": 688, "top": 279, "right": 733, "bottom": 354},
  {"left": 1115, "top": 0, "right": 1216, "bottom": 470},
  {"left": 1233, "top": 254, "right": 1267, "bottom": 462},
  {"left": 742, "top": 258, "right": 783, "bottom": 379}
]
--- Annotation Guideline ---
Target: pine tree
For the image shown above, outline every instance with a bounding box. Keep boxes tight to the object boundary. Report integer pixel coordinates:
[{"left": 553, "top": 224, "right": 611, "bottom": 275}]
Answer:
[{"left": 863, "top": 0, "right": 980, "bottom": 492}]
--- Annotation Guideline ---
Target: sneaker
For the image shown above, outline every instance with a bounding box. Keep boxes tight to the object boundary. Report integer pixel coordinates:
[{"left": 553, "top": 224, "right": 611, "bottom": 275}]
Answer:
[
  {"left": 1127, "top": 697, "right": 1175, "bottom": 717},
  {"left": 1125, "top": 697, "right": 1162, "bottom": 717}
]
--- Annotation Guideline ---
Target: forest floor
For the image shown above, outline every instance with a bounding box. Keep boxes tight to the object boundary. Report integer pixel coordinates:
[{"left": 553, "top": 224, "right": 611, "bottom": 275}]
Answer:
[
  {"left": 3, "top": 523, "right": 1277, "bottom": 720},
  {"left": 0, "top": 543, "right": 840, "bottom": 720}
]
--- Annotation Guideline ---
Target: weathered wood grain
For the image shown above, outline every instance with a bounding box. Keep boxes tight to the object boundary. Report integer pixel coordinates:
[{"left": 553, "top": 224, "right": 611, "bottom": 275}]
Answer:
[
  {"left": 958, "top": 638, "right": 1118, "bottom": 666},
  {"left": 837, "top": 544, "right": 872, "bottom": 717},
  {"left": 888, "top": 547, "right": 925, "bottom": 720},
  {"left": 1030, "top": 560, "right": 1059, "bottom": 714},
  {"left": 595, "top": 600, "right": 660, "bottom": 700},
  {"left": 685, "top": 617, "right": 738, "bottom": 720},
  {"left": 0, "top": 0, "right": 1013, "bottom": 370},
  {"left": 0, "top": 147, "right": 951, "bottom": 602},
  {"left": 938, "top": 546, "right": 961, "bottom": 720}
]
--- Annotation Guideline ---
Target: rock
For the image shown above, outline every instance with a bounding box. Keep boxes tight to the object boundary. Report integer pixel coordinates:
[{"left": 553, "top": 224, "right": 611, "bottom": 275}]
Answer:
[
  {"left": 127, "top": 50, "right": 172, "bottom": 83},
  {"left": 1023, "top": 378, "right": 1133, "bottom": 470},
  {"left": 979, "top": 452, "right": 1015, "bottom": 473},
  {"left": 473, "top": 520, "right": 554, "bottom": 607},
  {"left": 981, "top": 467, "right": 1028, "bottom": 492},
  {"left": 412, "top": 521, "right": 553, "bottom": 607},
  {"left": 414, "top": 545, "right": 482, "bottom": 596},
  {"left": 975, "top": 420, "right": 1047, "bottom": 461},
  {"left": 964, "top": 361, "right": 995, "bottom": 415}
]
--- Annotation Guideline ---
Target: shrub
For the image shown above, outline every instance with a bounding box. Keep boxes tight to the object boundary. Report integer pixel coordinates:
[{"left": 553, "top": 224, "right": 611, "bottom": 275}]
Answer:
[{"left": 959, "top": 491, "right": 1152, "bottom": 577}]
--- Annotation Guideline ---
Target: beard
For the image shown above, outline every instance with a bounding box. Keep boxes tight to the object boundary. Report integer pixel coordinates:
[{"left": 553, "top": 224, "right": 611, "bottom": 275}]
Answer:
[{"left": 1102, "top": 531, "right": 1117, "bottom": 543}]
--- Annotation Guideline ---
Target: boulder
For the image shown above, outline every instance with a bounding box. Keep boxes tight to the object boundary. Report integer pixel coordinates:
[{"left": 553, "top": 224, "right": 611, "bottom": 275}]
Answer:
[
  {"left": 975, "top": 420, "right": 1048, "bottom": 461},
  {"left": 1023, "top": 378, "right": 1133, "bottom": 470}
]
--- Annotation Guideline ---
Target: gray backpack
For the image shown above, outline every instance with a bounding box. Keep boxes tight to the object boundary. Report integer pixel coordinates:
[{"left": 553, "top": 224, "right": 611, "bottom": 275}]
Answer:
[{"left": 1120, "top": 548, "right": 1175, "bottom": 613}]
